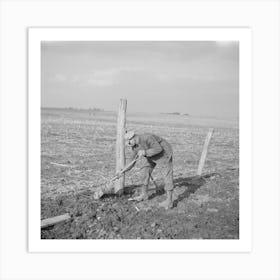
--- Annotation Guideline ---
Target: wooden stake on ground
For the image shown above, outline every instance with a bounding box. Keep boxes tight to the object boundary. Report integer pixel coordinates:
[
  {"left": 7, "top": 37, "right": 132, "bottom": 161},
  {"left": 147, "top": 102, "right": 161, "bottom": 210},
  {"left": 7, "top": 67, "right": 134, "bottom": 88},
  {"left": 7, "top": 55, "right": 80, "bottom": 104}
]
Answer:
[
  {"left": 114, "top": 99, "right": 127, "bottom": 194},
  {"left": 41, "top": 213, "right": 71, "bottom": 229},
  {"left": 197, "top": 128, "right": 214, "bottom": 176}
]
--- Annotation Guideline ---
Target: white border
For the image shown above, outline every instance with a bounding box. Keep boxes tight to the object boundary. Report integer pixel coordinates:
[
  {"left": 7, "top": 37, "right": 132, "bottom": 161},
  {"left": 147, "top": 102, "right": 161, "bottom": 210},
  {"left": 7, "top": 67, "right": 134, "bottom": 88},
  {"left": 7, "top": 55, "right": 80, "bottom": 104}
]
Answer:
[{"left": 28, "top": 27, "right": 252, "bottom": 253}]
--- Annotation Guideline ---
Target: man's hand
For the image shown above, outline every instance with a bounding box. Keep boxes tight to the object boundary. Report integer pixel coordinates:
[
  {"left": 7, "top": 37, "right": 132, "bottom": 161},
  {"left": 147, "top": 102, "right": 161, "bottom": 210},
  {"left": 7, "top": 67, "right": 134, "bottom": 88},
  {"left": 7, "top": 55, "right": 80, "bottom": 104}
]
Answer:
[{"left": 137, "top": 149, "right": 146, "bottom": 157}]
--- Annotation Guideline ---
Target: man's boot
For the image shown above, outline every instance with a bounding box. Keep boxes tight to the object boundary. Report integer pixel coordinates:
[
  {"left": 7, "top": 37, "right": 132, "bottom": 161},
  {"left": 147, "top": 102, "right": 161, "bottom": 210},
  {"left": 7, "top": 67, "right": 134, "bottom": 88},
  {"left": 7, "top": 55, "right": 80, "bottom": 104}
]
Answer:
[
  {"left": 133, "top": 185, "right": 149, "bottom": 202},
  {"left": 159, "top": 190, "right": 173, "bottom": 210}
]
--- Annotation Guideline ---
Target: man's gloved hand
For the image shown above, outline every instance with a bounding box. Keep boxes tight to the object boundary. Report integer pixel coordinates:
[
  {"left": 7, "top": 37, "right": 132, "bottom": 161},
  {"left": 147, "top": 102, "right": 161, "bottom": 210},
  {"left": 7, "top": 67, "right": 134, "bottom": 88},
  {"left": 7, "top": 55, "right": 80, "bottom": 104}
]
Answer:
[{"left": 137, "top": 149, "right": 146, "bottom": 157}]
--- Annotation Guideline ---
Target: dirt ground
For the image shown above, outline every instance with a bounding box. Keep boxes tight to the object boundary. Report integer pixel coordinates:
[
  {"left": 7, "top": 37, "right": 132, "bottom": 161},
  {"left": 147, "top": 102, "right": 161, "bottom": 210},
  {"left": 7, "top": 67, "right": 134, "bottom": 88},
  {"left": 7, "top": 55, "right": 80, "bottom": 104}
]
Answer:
[
  {"left": 41, "top": 170, "right": 239, "bottom": 239},
  {"left": 41, "top": 108, "right": 239, "bottom": 239}
]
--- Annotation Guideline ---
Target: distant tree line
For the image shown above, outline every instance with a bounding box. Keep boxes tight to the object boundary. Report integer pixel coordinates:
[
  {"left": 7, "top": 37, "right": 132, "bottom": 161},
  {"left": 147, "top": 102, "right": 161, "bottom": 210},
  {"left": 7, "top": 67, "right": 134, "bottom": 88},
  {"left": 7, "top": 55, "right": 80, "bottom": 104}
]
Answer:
[
  {"left": 42, "top": 107, "right": 105, "bottom": 112},
  {"left": 66, "top": 107, "right": 104, "bottom": 112},
  {"left": 160, "top": 112, "right": 189, "bottom": 116}
]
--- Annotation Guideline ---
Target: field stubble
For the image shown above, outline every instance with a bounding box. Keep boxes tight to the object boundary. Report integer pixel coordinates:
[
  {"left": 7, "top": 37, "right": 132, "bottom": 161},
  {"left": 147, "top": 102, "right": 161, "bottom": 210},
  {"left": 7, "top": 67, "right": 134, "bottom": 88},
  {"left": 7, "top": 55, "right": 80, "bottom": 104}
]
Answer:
[{"left": 41, "top": 109, "right": 239, "bottom": 239}]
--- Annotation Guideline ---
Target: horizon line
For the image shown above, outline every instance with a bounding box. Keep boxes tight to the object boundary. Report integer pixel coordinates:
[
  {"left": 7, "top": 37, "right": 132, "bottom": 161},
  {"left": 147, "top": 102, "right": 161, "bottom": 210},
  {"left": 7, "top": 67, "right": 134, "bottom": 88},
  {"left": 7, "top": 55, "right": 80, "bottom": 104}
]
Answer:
[{"left": 41, "top": 106, "right": 239, "bottom": 121}]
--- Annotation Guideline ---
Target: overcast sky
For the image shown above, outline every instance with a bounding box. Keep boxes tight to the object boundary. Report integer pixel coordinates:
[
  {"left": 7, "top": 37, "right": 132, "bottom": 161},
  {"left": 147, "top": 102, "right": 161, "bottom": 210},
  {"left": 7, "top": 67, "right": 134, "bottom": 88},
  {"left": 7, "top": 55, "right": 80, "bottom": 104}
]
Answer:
[{"left": 41, "top": 41, "right": 239, "bottom": 119}]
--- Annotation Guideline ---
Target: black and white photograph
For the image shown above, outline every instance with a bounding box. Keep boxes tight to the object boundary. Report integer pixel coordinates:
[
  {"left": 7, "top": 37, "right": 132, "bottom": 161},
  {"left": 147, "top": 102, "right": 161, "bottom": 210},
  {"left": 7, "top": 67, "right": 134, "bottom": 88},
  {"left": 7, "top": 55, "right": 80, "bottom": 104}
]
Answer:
[
  {"left": 2, "top": 0, "right": 280, "bottom": 279},
  {"left": 40, "top": 40, "right": 239, "bottom": 240}
]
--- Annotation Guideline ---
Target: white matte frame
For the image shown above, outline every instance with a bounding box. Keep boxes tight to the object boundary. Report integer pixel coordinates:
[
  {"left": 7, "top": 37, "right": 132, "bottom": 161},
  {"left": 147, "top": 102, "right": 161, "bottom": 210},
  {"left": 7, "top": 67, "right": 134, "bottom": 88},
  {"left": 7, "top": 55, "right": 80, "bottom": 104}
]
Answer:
[
  {"left": 1, "top": 1, "right": 279, "bottom": 280},
  {"left": 28, "top": 27, "right": 252, "bottom": 253}
]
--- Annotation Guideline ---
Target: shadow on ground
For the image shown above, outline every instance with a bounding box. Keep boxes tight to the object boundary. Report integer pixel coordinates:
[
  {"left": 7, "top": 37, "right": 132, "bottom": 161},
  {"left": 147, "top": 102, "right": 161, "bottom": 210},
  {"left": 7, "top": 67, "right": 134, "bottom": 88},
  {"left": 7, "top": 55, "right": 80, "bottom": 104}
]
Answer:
[
  {"left": 120, "top": 174, "right": 211, "bottom": 203},
  {"left": 101, "top": 173, "right": 221, "bottom": 206},
  {"left": 122, "top": 174, "right": 220, "bottom": 206},
  {"left": 172, "top": 175, "right": 206, "bottom": 207}
]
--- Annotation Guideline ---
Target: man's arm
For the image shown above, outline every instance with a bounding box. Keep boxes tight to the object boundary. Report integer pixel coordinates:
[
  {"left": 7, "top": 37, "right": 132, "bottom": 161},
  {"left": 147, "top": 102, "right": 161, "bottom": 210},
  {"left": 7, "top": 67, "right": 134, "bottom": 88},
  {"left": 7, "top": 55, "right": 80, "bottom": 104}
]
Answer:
[
  {"left": 114, "top": 152, "right": 137, "bottom": 179},
  {"left": 123, "top": 149, "right": 138, "bottom": 172},
  {"left": 145, "top": 135, "right": 163, "bottom": 157}
]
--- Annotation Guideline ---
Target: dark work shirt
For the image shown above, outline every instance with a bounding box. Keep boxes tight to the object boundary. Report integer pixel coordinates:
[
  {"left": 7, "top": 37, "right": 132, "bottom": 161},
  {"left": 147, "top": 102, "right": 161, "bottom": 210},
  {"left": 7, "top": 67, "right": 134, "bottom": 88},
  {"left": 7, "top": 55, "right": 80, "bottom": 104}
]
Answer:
[{"left": 129, "top": 134, "right": 173, "bottom": 164}]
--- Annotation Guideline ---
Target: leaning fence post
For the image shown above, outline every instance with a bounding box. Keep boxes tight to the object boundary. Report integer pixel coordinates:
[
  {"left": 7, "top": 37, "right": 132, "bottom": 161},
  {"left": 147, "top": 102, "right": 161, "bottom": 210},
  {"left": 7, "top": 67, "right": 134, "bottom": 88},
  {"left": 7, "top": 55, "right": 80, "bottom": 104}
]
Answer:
[
  {"left": 197, "top": 128, "right": 214, "bottom": 176},
  {"left": 114, "top": 99, "right": 127, "bottom": 194}
]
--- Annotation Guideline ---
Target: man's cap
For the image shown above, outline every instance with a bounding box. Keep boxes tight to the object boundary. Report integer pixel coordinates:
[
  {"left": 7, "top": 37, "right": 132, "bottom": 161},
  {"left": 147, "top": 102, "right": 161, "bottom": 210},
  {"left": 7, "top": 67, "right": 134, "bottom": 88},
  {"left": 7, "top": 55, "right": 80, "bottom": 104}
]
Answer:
[{"left": 124, "top": 131, "right": 135, "bottom": 140}]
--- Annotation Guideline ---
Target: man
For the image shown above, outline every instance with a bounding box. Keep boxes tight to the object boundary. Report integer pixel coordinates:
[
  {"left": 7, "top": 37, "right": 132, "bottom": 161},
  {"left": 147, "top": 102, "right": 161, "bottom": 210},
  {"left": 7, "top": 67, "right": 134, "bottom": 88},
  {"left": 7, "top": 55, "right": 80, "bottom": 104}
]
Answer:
[{"left": 117, "top": 131, "right": 174, "bottom": 210}]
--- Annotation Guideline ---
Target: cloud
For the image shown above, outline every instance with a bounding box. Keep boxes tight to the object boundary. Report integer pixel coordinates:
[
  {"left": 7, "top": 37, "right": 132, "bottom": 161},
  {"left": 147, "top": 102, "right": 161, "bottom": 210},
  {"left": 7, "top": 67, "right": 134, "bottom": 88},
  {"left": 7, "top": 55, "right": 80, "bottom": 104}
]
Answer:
[
  {"left": 215, "top": 41, "right": 238, "bottom": 46},
  {"left": 83, "top": 68, "right": 120, "bottom": 87},
  {"left": 73, "top": 67, "right": 142, "bottom": 88},
  {"left": 54, "top": 73, "right": 67, "bottom": 82}
]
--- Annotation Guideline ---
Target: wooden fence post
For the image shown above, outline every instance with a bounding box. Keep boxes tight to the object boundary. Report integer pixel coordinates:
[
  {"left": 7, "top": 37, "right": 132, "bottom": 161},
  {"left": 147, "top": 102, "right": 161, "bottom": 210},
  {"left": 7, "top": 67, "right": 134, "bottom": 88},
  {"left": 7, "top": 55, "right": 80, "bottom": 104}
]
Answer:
[
  {"left": 114, "top": 99, "right": 127, "bottom": 194},
  {"left": 197, "top": 128, "right": 214, "bottom": 176}
]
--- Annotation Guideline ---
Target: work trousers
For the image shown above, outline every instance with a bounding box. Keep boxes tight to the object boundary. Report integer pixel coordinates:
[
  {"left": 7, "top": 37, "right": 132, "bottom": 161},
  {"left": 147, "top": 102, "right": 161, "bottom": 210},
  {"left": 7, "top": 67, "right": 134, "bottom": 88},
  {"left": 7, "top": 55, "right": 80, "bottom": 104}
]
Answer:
[{"left": 141, "top": 156, "right": 174, "bottom": 191}]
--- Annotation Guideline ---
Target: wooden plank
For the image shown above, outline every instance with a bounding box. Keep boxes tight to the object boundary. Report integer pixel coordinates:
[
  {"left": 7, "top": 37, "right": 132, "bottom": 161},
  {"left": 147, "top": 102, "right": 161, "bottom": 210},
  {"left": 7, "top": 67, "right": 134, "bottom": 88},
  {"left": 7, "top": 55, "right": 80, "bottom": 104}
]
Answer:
[
  {"left": 197, "top": 128, "right": 214, "bottom": 176},
  {"left": 41, "top": 213, "right": 71, "bottom": 229},
  {"left": 114, "top": 99, "right": 127, "bottom": 194}
]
